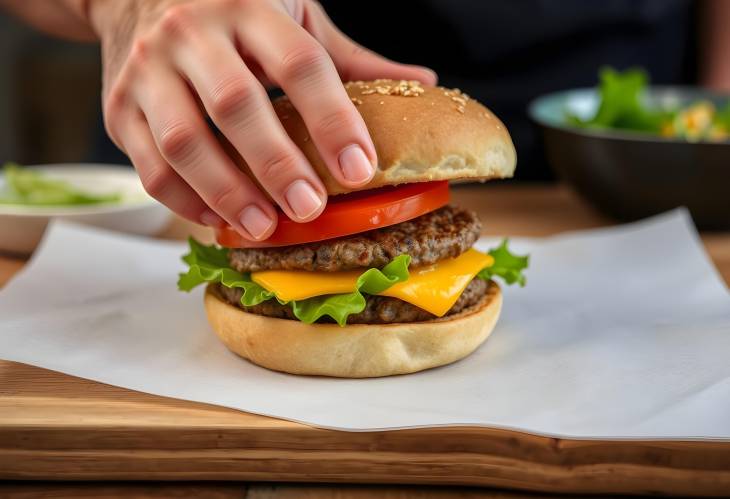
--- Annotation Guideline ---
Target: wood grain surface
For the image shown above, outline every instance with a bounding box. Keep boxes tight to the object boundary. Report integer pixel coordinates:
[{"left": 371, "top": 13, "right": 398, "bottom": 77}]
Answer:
[{"left": 1, "top": 185, "right": 729, "bottom": 497}]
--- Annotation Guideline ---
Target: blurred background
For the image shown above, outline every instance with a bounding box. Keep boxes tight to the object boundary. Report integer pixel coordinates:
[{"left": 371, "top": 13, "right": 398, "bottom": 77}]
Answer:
[
  {"left": 0, "top": 15, "right": 103, "bottom": 166},
  {"left": 0, "top": 0, "right": 719, "bottom": 180}
]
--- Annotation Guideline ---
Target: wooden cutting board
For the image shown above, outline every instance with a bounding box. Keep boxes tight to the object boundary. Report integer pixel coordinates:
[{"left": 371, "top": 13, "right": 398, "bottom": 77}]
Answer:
[{"left": 1, "top": 185, "right": 729, "bottom": 496}]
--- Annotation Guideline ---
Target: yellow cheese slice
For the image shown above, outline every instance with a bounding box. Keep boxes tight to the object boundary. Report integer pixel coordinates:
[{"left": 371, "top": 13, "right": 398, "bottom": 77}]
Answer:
[
  {"left": 251, "top": 249, "right": 494, "bottom": 316},
  {"left": 379, "top": 249, "right": 493, "bottom": 317},
  {"left": 252, "top": 269, "right": 361, "bottom": 302}
]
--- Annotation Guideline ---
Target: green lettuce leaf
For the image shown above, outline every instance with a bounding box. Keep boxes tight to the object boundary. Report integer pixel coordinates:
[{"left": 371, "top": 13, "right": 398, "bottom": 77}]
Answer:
[
  {"left": 289, "top": 255, "right": 410, "bottom": 325},
  {"left": 567, "top": 67, "right": 668, "bottom": 133},
  {"left": 178, "top": 238, "right": 275, "bottom": 306},
  {"left": 0, "top": 163, "right": 122, "bottom": 206},
  {"left": 177, "top": 238, "right": 410, "bottom": 326},
  {"left": 477, "top": 239, "right": 529, "bottom": 286}
]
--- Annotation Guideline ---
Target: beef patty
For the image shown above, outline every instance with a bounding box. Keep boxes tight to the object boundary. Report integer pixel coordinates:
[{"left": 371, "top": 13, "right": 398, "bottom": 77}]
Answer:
[
  {"left": 215, "top": 278, "right": 494, "bottom": 324},
  {"left": 228, "top": 205, "right": 481, "bottom": 273}
]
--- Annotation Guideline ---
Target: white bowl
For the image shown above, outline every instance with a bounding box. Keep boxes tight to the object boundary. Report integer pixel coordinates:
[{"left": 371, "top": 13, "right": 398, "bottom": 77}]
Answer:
[{"left": 0, "top": 164, "right": 173, "bottom": 254}]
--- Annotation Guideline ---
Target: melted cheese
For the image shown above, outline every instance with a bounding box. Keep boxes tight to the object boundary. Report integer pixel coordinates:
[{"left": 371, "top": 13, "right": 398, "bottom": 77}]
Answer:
[
  {"left": 251, "top": 249, "right": 494, "bottom": 316},
  {"left": 379, "top": 249, "right": 493, "bottom": 316},
  {"left": 252, "top": 269, "right": 362, "bottom": 302}
]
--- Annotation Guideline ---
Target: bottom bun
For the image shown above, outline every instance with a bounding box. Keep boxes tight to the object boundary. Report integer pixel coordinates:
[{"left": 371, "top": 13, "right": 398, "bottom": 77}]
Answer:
[{"left": 204, "top": 283, "right": 502, "bottom": 378}]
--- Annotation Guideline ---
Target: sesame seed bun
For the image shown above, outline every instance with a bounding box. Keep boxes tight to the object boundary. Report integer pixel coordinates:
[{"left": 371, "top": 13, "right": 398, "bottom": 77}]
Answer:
[
  {"left": 203, "top": 282, "right": 502, "bottom": 378},
  {"left": 226, "top": 80, "right": 516, "bottom": 196}
]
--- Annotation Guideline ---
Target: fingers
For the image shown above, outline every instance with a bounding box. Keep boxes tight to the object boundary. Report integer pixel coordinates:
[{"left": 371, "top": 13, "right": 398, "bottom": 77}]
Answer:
[
  {"left": 237, "top": 7, "right": 377, "bottom": 189},
  {"left": 133, "top": 68, "right": 279, "bottom": 241},
  {"left": 102, "top": 0, "right": 437, "bottom": 236},
  {"left": 302, "top": 0, "right": 438, "bottom": 85},
  {"left": 174, "top": 31, "right": 328, "bottom": 223},
  {"left": 118, "top": 111, "right": 224, "bottom": 227}
]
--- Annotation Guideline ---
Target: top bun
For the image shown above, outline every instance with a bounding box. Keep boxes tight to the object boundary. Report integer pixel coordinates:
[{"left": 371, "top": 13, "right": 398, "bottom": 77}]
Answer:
[{"left": 271, "top": 80, "right": 516, "bottom": 195}]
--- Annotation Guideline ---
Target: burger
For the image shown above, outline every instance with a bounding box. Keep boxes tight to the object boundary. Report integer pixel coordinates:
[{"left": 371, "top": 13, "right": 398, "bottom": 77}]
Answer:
[{"left": 178, "top": 80, "right": 528, "bottom": 378}]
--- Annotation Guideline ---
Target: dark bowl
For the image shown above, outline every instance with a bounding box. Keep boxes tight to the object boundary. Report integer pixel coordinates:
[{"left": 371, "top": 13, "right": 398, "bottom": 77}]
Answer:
[{"left": 529, "top": 87, "right": 730, "bottom": 230}]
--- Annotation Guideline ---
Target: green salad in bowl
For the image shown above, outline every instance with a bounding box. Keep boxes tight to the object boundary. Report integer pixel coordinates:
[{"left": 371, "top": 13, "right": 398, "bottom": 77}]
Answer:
[
  {"left": 0, "top": 163, "right": 171, "bottom": 254},
  {"left": 0, "top": 163, "right": 122, "bottom": 206},
  {"left": 567, "top": 67, "right": 730, "bottom": 142},
  {"left": 529, "top": 67, "right": 730, "bottom": 229}
]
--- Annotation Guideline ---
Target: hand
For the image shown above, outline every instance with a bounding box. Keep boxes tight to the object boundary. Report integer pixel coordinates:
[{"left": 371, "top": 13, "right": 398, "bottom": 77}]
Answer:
[{"left": 89, "top": 0, "right": 436, "bottom": 240}]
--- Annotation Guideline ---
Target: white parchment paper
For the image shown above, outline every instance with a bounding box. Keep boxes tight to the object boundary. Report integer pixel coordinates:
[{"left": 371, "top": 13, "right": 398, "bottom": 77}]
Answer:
[{"left": 1, "top": 209, "right": 729, "bottom": 439}]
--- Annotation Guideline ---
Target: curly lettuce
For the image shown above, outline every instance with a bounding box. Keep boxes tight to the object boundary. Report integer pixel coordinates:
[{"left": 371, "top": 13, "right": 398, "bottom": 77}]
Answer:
[
  {"left": 178, "top": 238, "right": 528, "bottom": 326},
  {"left": 477, "top": 239, "right": 529, "bottom": 286},
  {"left": 178, "top": 238, "right": 410, "bottom": 326}
]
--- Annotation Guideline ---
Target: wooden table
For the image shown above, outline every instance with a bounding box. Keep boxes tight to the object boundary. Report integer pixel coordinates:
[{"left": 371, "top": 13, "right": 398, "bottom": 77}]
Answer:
[{"left": 1, "top": 184, "right": 729, "bottom": 499}]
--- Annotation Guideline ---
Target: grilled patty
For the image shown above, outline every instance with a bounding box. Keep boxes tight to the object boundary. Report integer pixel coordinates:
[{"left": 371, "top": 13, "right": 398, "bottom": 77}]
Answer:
[
  {"left": 228, "top": 205, "right": 481, "bottom": 273},
  {"left": 215, "top": 278, "right": 493, "bottom": 324}
]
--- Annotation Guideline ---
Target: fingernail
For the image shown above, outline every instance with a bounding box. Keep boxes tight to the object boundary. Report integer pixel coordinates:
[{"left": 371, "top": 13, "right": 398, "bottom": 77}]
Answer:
[
  {"left": 338, "top": 145, "right": 374, "bottom": 184},
  {"left": 416, "top": 66, "right": 438, "bottom": 84},
  {"left": 200, "top": 209, "right": 224, "bottom": 228},
  {"left": 239, "top": 205, "right": 275, "bottom": 240},
  {"left": 285, "top": 180, "right": 323, "bottom": 220}
]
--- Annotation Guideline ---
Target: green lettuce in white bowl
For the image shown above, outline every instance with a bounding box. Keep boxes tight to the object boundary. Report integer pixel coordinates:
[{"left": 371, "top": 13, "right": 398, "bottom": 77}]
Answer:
[{"left": 0, "top": 163, "right": 172, "bottom": 254}]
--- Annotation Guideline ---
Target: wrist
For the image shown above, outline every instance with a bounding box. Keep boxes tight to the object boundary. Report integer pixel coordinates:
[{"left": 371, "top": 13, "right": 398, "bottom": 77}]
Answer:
[{"left": 87, "top": 0, "right": 134, "bottom": 40}]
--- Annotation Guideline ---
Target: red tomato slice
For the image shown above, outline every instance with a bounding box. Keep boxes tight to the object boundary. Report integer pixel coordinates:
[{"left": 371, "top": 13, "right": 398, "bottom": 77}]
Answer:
[{"left": 216, "top": 181, "right": 450, "bottom": 248}]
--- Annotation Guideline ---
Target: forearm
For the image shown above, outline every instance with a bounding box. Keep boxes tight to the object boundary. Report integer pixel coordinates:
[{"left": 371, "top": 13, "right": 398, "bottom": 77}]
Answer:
[
  {"left": 0, "top": 0, "right": 96, "bottom": 41},
  {"left": 699, "top": 0, "right": 730, "bottom": 92}
]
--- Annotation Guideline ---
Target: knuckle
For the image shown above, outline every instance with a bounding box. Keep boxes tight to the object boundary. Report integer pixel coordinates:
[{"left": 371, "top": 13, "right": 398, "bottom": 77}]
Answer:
[
  {"left": 209, "top": 77, "right": 259, "bottom": 121},
  {"left": 103, "top": 87, "right": 126, "bottom": 118},
  {"left": 159, "top": 4, "right": 197, "bottom": 37},
  {"left": 105, "top": 127, "right": 124, "bottom": 152},
  {"left": 208, "top": 183, "right": 241, "bottom": 211},
  {"left": 139, "top": 167, "right": 173, "bottom": 199},
  {"left": 158, "top": 122, "right": 197, "bottom": 163},
  {"left": 101, "top": 90, "right": 133, "bottom": 150},
  {"left": 313, "top": 107, "right": 359, "bottom": 139},
  {"left": 102, "top": 115, "right": 116, "bottom": 143},
  {"left": 279, "top": 44, "right": 329, "bottom": 83},
  {"left": 102, "top": 115, "right": 121, "bottom": 148},
  {"left": 256, "top": 149, "right": 300, "bottom": 185},
  {"left": 128, "top": 37, "right": 152, "bottom": 66}
]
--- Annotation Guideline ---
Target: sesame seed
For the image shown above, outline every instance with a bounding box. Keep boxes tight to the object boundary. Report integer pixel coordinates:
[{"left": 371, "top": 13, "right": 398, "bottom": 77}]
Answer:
[
  {"left": 350, "top": 97, "right": 363, "bottom": 105},
  {"left": 360, "top": 79, "right": 424, "bottom": 97}
]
